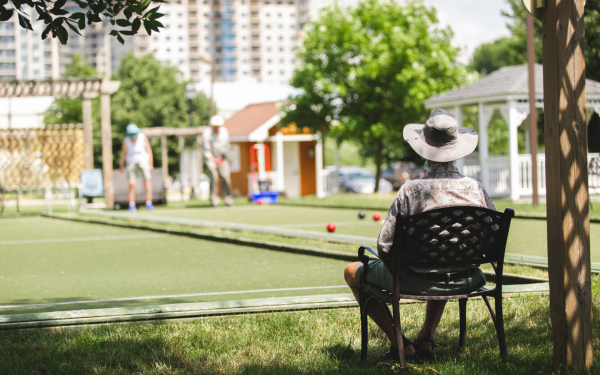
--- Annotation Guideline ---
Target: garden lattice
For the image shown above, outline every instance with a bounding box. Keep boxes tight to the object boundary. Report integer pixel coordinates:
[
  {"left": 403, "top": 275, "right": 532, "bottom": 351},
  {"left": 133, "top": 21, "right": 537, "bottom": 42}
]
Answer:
[{"left": 0, "top": 125, "right": 84, "bottom": 191}]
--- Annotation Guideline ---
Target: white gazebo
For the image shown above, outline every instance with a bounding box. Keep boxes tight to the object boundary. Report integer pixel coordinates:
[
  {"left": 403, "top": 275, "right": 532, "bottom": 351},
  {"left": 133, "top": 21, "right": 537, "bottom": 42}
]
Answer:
[{"left": 424, "top": 64, "right": 600, "bottom": 200}]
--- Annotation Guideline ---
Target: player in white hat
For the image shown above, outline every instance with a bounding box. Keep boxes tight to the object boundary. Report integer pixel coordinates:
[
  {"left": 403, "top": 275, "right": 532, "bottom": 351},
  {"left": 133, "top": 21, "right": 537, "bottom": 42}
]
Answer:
[{"left": 202, "top": 115, "right": 234, "bottom": 207}]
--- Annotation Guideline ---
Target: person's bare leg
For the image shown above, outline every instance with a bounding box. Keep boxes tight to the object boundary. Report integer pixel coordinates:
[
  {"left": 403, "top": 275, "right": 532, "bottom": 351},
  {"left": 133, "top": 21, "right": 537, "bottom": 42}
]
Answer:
[
  {"left": 144, "top": 179, "right": 152, "bottom": 203},
  {"left": 128, "top": 180, "right": 136, "bottom": 206},
  {"left": 414, "top": 300, "right": 447, "bottom": 352},
  {"left": 344, "top": 262, "right": 414, "bottom": 355}
]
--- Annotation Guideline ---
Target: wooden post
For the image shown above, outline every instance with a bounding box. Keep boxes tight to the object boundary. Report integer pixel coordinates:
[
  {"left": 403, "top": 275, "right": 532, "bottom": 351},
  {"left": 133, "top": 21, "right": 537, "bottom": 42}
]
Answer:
[
  {"left": 161, "top": 135, "right": 169, "bottom": 183},
  {"left": 81, "top": 93, "right": 97, "bottom": 170},
  {"left": 527, "top": 13, "right": 539, "bottom": 206},
  {"left": 541, "top": 0, "right": 592, "bottom": 370},
  {"left": 99, "top": 80, "right": 120, "bottom": 210}
]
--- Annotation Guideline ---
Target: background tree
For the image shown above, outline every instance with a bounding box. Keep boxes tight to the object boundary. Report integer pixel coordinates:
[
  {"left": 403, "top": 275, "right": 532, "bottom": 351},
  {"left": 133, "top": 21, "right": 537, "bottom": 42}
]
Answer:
[
  {"left": 0, "top": 0, "right": 165, "bottom": 45},
  {"left": 282, "top": 0, "right": 468, "bottom": 191}
]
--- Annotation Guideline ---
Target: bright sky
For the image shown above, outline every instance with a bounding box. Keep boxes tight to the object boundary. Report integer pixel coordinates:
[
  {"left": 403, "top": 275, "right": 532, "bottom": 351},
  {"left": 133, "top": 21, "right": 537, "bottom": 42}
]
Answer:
[{"left": 310, "top": 0, "right": 513, "bottom": 64}]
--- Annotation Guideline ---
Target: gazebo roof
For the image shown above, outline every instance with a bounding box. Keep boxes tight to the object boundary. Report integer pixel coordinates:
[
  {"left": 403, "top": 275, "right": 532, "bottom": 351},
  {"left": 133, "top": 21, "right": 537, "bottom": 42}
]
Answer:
[{"left": 425, "top": 64, "right": 600, "bottom": 108}]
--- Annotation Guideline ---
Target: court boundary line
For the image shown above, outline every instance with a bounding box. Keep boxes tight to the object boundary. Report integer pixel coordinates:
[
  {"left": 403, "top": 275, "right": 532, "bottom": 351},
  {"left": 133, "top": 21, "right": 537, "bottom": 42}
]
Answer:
[
  {"left": 0, "top": 284, "right": 551, "bottom": 330},
  {"left": 0, "top": 234, "right": 168, "bottom": 246},
  {"left": 0, "top": 285, "right": 349, "bottom": 309}
]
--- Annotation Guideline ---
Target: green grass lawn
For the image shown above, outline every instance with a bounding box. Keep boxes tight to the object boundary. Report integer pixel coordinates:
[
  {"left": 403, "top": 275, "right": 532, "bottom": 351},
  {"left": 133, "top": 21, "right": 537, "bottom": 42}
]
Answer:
[{"left": 0, "top": 275, "right": 598, "bottom": 374}]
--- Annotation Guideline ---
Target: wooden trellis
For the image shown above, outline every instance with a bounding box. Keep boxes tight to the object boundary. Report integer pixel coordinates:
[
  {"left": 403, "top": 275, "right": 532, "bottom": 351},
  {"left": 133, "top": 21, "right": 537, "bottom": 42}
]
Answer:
[{"left": 0, "top": 125, "right": 84, "bottom": 191}]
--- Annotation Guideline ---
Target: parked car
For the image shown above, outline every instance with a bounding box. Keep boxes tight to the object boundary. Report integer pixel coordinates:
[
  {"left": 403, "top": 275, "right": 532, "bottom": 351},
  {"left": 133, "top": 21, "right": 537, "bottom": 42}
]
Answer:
[
  {"left": 381, "top": 162, "right": 425, "bottom": 189},
  {"left": 333, "top": 166, "right": 393, "bottom": 194}
]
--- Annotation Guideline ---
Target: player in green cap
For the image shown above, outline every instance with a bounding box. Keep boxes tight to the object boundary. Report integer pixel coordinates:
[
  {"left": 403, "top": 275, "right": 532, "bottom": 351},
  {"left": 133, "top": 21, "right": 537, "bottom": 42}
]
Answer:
[{"left": 119, "top": 124, "right": 154, "bottom": 211}]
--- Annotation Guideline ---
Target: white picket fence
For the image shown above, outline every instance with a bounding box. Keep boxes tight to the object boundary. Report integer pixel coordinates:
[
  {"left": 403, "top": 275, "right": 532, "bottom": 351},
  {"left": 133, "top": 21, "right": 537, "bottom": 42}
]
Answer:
[{"left": 462, "top": 153, "right": 600, "bottom": 198}]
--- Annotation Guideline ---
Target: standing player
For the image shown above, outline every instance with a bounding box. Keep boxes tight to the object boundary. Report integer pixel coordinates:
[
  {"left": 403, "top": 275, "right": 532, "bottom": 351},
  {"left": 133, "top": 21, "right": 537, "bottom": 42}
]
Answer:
[
  {"left": 202, "top": 115, "right": 234, "bottom": 207},
  {"left": 119, "top": 124, "right": 154, "bottom": 211}
]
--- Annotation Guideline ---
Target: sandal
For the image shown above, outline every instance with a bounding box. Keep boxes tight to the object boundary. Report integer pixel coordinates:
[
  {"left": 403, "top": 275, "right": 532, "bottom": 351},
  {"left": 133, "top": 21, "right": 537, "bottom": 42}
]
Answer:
[
  {"left": 413, "top": 332, "right": 435, "bottom": 362},
  {"left": 380, "top": 336, "right": 418, "bottom": 361}
]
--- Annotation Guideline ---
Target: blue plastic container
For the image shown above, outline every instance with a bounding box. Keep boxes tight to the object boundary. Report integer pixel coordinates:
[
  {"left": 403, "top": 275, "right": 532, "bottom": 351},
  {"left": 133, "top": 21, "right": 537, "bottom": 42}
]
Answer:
[{"left": 250, "top": 191, "right": 280, "bottom": 204}]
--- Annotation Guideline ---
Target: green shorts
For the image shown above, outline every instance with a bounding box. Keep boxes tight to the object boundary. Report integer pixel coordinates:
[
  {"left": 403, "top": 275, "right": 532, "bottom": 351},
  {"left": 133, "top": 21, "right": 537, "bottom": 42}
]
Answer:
[
  {"left": 126, "top": 163, "right": 152, "bottom": 181},
  {"left": 355, "top": 260, "right": 486, "bottom": 296}
]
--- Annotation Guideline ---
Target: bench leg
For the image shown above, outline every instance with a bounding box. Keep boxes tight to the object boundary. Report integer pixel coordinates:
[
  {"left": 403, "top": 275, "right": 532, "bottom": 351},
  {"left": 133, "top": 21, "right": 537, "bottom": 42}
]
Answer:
[
  {"left": 458, "top": 298, "right": 467, "bottom": 350},
  {"left": 360, "top": 292, "right": 370, "bottom": 361},
  {"left": 494, "top": 296, "right": 508, "bottom": 360}
]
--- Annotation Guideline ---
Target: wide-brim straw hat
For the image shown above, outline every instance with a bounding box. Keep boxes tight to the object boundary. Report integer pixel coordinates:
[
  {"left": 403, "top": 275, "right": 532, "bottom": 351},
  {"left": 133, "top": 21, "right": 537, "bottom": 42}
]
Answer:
[
  {"left": 403, "top": 109, "right": 478, "bottom": 162},
  {"left": 210, "top": 115, "right": 225, "bottom": 126}
]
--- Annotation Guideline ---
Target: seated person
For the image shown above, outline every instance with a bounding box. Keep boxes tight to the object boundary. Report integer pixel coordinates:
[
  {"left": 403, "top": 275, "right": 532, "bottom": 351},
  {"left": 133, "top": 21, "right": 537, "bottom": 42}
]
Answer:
[{"left": 344, "top": 109, "right": 496, "bottom": 361}]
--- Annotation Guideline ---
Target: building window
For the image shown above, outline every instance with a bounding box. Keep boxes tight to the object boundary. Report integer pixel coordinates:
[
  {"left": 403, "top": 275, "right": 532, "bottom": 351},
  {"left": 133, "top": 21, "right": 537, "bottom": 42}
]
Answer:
[
  {"left": 268, "top": 70, "right": 272, "bottom": 75},
  {"left": 252, "top": 69, "right": 260, "bottom": 74}
]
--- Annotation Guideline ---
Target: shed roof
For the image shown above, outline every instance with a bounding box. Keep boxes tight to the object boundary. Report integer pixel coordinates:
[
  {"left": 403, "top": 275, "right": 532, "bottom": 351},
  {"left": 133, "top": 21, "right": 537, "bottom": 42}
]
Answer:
[
  {"left": 425, "top": 64, "right": 600, "bottom": 108},
  {"left": 224, "top": 101, "right": 280, "bottom": 137}
]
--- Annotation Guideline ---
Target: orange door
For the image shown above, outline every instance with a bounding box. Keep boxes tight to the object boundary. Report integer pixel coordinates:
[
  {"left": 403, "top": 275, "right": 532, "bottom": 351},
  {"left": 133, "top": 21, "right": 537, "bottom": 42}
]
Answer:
[{"left": 299, "top": 141, "right": 317, "bottom": 196}]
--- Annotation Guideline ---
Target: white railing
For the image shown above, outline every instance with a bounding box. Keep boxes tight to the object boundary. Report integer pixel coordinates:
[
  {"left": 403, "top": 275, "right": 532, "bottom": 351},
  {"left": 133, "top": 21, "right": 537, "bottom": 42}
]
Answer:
[{"left": 462, "top": 153, "right": 600, "bottom": 198}]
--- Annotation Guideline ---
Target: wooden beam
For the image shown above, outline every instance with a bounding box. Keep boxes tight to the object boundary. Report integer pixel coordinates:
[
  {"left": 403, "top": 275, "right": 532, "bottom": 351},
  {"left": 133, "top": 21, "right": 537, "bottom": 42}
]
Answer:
[
  {"left": 161, "top": 135, "right": 168, "bottom": 183},
  {"left": 541, "top": 0, "right": 593, "bottom": 370},
  {"left": 100, "top": 93, "right": 114, "bottom": 210},
  {"left": 81, "top": 93, "right": 97, "bottom": 170}
]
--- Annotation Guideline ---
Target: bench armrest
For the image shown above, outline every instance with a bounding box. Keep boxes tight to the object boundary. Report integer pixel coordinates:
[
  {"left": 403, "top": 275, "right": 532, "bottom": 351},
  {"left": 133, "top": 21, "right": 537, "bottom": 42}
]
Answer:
[{"left": 358, "top": 245, "right": 379, "bottom": 286}]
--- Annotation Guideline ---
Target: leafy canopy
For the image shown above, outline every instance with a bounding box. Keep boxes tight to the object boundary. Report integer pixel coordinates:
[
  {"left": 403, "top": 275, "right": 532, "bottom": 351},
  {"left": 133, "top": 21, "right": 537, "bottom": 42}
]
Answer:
[
  {"left": 282, "top": 0, "right": 468, "bottom": 190},
  {"left": 0, "top": 0, "right": 165, "bottom": 45}
]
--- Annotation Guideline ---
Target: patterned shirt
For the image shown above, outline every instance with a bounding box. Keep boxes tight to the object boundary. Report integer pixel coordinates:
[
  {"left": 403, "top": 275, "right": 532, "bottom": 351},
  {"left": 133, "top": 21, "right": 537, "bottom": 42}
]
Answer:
[{"left": 377, "top": 162, "right": 496, "bottom": 272}]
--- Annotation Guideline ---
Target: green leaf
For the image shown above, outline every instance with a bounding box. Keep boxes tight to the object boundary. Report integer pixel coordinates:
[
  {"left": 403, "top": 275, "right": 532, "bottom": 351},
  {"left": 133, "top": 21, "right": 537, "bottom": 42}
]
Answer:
[
  {"left": 65, "top": 19, "right": 82, "bottom": 35},
  {"left": 116, "top": 19, "right": 130, "bottom": 27},
  {"left": 18, "top": 13, "right": 32, "bottom": 30},
  {"left": 143, "top": 19, "right": 152, "bottom": 35},
  {"left": 120, "top": 30, "right": 134, "bottom": 35},
  {"left": 138, "top": 0, "right": 152, "bottom": 12},
  {"left": 143, "top": 6, "right": 160, "bottom": 18},
  {"left": 69, "top": 13, "right": 85, "bottom": 20},
  {"left": 78, "top": 17, "right": 85, "bottom": 29},
  {"left": 132, "top": 17, "right": 141, "bottom": 33},
  {"left": 53, "top": 0, "right": 67, "bottom": 10},
  {"left": 50, "top": 8, "right": 69, "bottom": 15},
  {"left": 123, "top": 7, "right": 132, "bottom": 20},
  {"left": 56, "top": 25, "right": 68, "bottom": 44},
  {"left": 0, "top": 8, "right": 13, "bottom": 22},
  {"left": 41, "top": 23, "right": 52, "bottom": 39},
  {"left": 116, "top": 34, "right": 124, "bottom": 44},
  {"left": 109, "top": 29, "right": 119, "bottom": 36},
  {"left": 149, "top": 12, "right": 164, "bottom": 20}
]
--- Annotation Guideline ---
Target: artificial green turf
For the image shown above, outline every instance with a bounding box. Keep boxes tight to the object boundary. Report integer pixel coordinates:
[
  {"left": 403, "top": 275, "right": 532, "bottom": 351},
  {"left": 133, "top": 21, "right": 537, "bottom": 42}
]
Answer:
[
  {"left": 145, "top": 206, "right": 600, "bottom": 262},
  {"left": 0, "top": 217, "right": 350, "bottom": 316}
]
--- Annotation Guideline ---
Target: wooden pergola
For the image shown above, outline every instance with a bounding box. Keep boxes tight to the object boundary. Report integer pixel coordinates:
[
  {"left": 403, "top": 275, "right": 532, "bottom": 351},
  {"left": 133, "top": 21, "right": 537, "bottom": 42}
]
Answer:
[{"left": 0, "top": 78, "right": 121, "bottom": 208}]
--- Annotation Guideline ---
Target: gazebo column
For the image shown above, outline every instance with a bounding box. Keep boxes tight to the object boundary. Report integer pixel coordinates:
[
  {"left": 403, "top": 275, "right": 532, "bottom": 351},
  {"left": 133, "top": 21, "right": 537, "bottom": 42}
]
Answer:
[
  {"left": 477, "top": 103, "right": 491, "bottom": 191},
  {"left": 503, "top": 102, "right": 529, "bottom": 201}
]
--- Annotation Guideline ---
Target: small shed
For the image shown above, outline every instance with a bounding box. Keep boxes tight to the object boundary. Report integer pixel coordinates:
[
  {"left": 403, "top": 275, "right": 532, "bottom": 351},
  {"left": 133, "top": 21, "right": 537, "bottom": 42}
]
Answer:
[
  {"left": 224, "top": 102, "right": 326, "bottom": 198},
  {"left": 424, "top": 64, "right": 600, "bottom": 200}
]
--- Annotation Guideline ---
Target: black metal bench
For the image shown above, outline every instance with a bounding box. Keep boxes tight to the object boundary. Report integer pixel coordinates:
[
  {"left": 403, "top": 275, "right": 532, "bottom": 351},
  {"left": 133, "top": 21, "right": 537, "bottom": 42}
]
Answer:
[{"left": 358, "top": 206, "right": 514, "bottom": 364}]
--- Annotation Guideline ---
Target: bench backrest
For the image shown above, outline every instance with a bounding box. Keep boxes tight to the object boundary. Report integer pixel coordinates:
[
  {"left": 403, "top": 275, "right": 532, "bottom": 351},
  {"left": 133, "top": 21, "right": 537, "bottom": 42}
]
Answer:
[{"left": 392, "top": 206, "right": 514, "bottom": 269}]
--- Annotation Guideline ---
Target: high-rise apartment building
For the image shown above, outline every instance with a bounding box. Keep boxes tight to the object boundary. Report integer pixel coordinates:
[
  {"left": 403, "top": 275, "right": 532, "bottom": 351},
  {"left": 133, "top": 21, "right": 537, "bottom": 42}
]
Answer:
[
  {"left": 0, "top": 11, "right": 60, "bottom": 80},
  {"left": 39, "top": 0, "right": 309, "bottom": 83},
  {"left": 188, "top": 0, "right": 308, "bottom": 83}
]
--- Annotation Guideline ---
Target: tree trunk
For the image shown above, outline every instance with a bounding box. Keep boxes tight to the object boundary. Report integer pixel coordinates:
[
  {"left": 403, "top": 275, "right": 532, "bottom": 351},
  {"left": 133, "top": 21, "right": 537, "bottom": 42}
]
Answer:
[{"left": 374, "top": 138, "right": 383, "bottom": 193}]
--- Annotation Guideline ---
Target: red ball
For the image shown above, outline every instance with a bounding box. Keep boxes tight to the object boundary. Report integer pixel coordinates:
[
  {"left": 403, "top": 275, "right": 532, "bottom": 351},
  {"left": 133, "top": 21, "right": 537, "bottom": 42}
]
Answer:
[
  {"left": 373, "top": 212, "right": 381, "bottom": 221},
  {"left": 326, "top": 222, "right": 336, "bottom": 232},
  {"left": 257, "top": 199, "right": 263, "bottom": 205}
]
